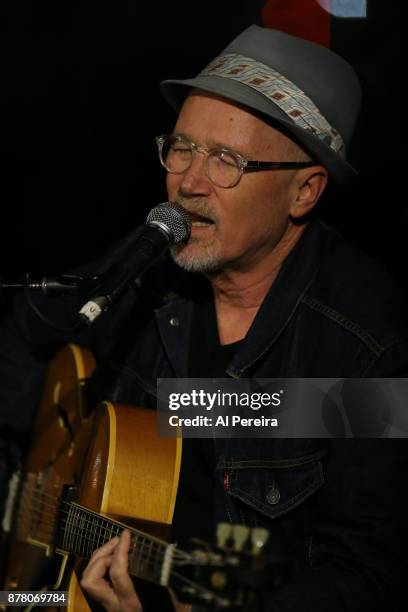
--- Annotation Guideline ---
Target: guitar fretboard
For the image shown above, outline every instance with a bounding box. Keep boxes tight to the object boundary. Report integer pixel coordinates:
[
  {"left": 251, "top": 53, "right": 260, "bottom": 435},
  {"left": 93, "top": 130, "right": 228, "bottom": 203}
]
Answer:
[{"left": 57, "top": 502, "right": 171, "bottom": 585}]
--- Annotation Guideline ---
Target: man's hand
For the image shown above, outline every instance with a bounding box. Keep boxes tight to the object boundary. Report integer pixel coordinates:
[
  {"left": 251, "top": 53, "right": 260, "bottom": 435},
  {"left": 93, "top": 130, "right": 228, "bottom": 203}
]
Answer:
[
  {"left": 81, "top": 529, "right": 142, "bottom": 612},
  {"left": 81, "top": 529, "right": 192, "bottom": 612}
]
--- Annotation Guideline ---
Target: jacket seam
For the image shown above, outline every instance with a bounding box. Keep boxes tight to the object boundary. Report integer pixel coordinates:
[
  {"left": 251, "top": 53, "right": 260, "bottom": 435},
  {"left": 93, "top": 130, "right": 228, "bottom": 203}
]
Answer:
[
  {"left": 358, "top": 337, "right": 408, "bottom": 375},
  {"left": 301, "top": 294, "right": 384, "bottom": 356},
  {"left": 217, "top": 450, "right": 326, "bottom": 470}
]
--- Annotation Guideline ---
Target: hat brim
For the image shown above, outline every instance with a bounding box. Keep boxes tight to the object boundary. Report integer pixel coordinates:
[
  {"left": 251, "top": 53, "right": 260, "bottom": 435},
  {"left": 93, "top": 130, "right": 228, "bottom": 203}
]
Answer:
[{"left": 160, "top": 75, "right": 358, "bottom": 188}]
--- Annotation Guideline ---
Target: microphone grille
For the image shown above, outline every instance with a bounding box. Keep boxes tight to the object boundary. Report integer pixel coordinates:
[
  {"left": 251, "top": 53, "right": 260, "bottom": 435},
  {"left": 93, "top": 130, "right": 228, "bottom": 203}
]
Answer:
[{"left": 146, "top": 202, "right": 191, "bottom": 244}]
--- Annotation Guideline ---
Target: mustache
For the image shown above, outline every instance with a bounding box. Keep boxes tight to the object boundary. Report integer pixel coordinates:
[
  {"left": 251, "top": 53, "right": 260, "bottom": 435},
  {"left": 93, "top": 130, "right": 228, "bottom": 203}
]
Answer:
[{"left": 173, "top": 197, "right": 217, "bottom": 223}]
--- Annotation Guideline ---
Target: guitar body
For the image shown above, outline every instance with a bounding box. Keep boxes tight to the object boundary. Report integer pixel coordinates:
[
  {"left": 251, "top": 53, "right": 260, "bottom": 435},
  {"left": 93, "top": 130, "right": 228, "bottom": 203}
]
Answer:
[
  {"left": 3, "top": 344, "right": 96, "bottom": 600},
  {"left": 3, "top": 345, "right": 182, "bottom": 611},
  {"left": 68, "top": 401, "right": 181, "bottom": 611}
]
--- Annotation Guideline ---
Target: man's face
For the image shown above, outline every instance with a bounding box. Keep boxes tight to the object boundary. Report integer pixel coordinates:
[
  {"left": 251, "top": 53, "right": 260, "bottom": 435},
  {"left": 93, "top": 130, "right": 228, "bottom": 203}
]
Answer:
[{"left": 167, "top": 91, "right": 301, "bottom": 274}]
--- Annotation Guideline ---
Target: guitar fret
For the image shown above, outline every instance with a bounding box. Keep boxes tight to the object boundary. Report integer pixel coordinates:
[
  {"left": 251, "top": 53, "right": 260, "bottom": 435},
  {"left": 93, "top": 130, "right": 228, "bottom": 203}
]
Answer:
[
  {"left": 75, "top": 508, "right": 84, "bottom": 552},
  {"left": 72, "top": 507, "right": 78, "bottom": 553},
  {"left": 71, "top": 507, "right": 78, "bottom": 553},
  {"left": 146, "top": 539, "right": 154, "bottom": 579},
  {"left": 104, "top": 518, "right": 110, "bottom": 544},
  {"left": 84, "top": 512, "right": 92, "bottom": 556},
  {"left": 63, "top": 507, "right": 68, "bottom": 552},
  {"left": 129, "top": 535, "right": 155, "bottom": 582},
  {"left": 61, "top": 505, "right": 172, "bottom": 589},
  {"left": 75, "top": 507, "right": 82, "bottom": 554},
  {"left": 139, "top": 537, "right": 145, "bottom": 575},
  {"left": 82, "top": 513, "right": 89, "bottom": 556},
  {"left": 97, "top": 516, "right": 103, "bottom": 550},
  {"left": 93, "top": 515, "right": 98, "bottom": 552},
  {"left": 79, "top": 510, "right": 86, "bottom": 557},
  {"left": 69, "top": 506, "right": 75, "bottom": 553},
  {"left": 99, "top": 518, "right": 104, "bottom": 547},
  {"left": 78, "top": 512, "right": 83, "bottom": 555},
  {"left": 62, "top": 506, "right": 70, "bottom": 551},
  {"left": 86, "top": 513, "right": 91, "bottom": 553},
  {"left": 76, "top": 508, "right": 82, "bottom": 552},
  {"left": 69, "top": 507, "right": 75, "bottom": 552},
  {"left": 91, "top": 515, "right": 98, "bottom": 556},
  {"left": 92, "top": 515, "right": 98, "bottom": 555}
]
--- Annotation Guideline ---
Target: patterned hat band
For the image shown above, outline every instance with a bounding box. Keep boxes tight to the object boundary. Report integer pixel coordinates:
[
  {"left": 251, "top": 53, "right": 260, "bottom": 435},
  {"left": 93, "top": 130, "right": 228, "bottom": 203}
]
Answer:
[{"left": 199, "top": 53, "right": 344, "bottom": 155}]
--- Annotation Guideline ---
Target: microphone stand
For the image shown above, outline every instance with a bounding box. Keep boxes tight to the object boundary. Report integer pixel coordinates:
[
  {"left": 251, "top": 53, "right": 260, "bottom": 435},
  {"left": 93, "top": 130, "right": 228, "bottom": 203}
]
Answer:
[{"left": 0, "top": 274, "right": 88, "bottom": 298}]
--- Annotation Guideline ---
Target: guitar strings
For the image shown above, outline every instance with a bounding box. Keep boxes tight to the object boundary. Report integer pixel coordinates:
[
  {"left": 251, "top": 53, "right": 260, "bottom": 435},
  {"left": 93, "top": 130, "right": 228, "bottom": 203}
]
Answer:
[
  {"left": 14, "top": 515, "right": 173, "bottom": 570},
  {"left": 16, "top": 505, "right": 166, "bottom": 551},
  {"left": 16, "top": 488, "right": 181, "bottom": 553},
  {"left": 14, "top": 521, "right": 193, "bottom": 583},
  {"left": 16, "top": 499, "right": 193, "bottom": 566},
  {"left": 15, "top": 502, "right": 189, "bottom": 563},
  {"left": 11, "top": 398, "right": 231, "bottom": 600},
  {"left": 13, "top": 500, "right": 228, "bottom": 599},
  {"left": 15, "top": 506, "right": 195, "bottom": 569},
  {"left": 16, "top": 499, "right": 171, "bottom": 553},
  {"left": 17, "top": 482, "right": 191, "bottom": 563},
  {"left": 15, "top": 486, "right": 206, "bottom": 573},
  {"left": 13, "top": 512, "right": 233, "bottom": 603}
]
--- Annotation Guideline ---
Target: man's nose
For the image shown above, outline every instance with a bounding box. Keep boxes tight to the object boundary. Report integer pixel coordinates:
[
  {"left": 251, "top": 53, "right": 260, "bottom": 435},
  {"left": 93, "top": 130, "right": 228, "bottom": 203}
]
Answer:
[{"left": 178, "top": 151, "right": 212, "bottom": 195}]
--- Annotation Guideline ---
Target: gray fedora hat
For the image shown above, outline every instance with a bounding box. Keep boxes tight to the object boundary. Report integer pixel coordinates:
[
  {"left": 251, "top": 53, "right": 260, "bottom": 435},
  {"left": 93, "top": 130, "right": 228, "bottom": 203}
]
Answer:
[{"left": 160, "top": 25, "right": 362, "bottom": 186}]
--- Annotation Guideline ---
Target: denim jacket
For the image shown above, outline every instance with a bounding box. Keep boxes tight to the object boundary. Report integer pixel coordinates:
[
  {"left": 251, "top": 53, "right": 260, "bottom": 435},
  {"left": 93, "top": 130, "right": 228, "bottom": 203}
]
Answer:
[{"left": 1, "top": 220, "right": 408, "bottom": 611}]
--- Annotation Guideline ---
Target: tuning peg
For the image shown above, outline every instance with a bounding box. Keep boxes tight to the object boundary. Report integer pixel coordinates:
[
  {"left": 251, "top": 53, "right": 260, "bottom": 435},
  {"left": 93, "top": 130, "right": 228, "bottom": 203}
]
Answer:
[
  {"left": 250, "top": 527, "right": 269, "bottom": 554},
  {"left": 231, "top": 524, "right": 250, "bottom": 551},
  {"left": 216, "top": 522, "right": 232, "bottom": 548}
]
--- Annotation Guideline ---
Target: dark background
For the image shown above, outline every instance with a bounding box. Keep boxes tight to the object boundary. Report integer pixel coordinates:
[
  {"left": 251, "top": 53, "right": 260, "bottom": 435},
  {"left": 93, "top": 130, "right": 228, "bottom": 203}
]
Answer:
[{"left": 1, "top": 1, "right": 406, "bottom": 292}]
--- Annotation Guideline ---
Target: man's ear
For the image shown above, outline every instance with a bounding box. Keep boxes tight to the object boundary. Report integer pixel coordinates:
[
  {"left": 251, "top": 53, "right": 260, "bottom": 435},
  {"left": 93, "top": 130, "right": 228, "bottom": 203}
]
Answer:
[{"left": 289, "top": 167, "right": 328, "bottom": 218}]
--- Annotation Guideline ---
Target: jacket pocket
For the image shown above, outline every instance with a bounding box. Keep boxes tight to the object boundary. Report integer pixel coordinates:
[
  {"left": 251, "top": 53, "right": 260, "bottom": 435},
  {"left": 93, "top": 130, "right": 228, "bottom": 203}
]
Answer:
[{"left": 219, "top": 449, "right": 325, "bottom": 521}]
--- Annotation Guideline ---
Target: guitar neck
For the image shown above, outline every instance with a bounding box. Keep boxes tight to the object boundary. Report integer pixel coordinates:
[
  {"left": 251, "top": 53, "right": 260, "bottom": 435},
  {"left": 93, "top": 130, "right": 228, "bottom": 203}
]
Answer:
[{"left": 57, "top": 502, "right": 174, "bottom": 586}]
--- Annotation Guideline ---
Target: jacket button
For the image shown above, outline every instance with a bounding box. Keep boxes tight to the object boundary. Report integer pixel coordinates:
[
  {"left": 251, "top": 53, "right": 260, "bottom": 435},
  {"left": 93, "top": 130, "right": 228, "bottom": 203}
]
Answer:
[
  {"left": 266, "top": 482, "right": 280, "bottom": 505},
  {"left": 169, "top": 317, "right": 179, "bottom": 327}
]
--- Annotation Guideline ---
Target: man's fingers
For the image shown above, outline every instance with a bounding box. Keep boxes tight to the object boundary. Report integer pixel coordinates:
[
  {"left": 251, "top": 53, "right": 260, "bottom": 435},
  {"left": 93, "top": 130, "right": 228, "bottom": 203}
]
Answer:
[
  {"left": 81, "top": 553, "right": 120, "bottom": 611},
  {"left": 89, "top": 536, "right": 120, "bottom": 563},
  {"left": 109, "top": 529, "right": 133, "bottom": 587},
  {"left": 82, "top": 553, "right": 113, "bottom": 583},
  {"left": 81, "top": 530, "right": 142, "bottom": 612},
  {"left": 82, "top": 537, "right": 119, "bottom": 583},
  {"left": 109, "top": 530, "right": 142, "bottom": 611}
]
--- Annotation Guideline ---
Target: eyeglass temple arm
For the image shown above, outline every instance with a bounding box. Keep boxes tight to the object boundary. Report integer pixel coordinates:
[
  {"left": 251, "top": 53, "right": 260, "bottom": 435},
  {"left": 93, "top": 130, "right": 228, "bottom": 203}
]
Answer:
[{"left": 245, "top": 160, "right": 317, "bottom": 170}]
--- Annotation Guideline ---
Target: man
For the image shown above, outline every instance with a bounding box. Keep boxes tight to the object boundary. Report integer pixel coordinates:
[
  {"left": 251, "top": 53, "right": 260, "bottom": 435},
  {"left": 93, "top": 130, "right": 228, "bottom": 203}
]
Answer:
[
  {"left": 2, "top": 25, "right": 408, "bottom": 611},
  {"left": 77, "top": 25, "right": 408, "bottom": 611}
]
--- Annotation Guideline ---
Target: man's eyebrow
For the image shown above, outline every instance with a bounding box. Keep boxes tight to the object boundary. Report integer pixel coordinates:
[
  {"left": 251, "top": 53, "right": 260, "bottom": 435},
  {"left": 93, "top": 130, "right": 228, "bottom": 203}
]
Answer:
[{"left": 172, "top": 131, "right": 248, "bottom": 157}]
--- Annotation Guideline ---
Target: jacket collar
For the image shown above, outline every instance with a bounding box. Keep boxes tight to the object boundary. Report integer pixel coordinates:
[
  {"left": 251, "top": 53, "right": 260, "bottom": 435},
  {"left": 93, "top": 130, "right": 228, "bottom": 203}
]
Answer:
[
  {"left": 153, "top": 221, "right": 327, "bottom": 378},
  {"left": 227, "top": 222, "right": 325, "bottom": 377}
]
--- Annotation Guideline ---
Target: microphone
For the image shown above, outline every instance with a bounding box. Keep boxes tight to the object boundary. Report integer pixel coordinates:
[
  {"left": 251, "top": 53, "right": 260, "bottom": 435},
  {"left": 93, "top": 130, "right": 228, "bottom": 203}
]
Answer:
[{"left": 78, "top": 201, "right": 191, "bottom": 325}]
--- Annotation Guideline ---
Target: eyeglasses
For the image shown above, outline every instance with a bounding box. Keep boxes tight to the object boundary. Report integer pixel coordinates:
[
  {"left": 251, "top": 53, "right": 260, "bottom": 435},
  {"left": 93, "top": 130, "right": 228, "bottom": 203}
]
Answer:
[{"left": 155, "top": 134, "right": 317, "bottom": 189}]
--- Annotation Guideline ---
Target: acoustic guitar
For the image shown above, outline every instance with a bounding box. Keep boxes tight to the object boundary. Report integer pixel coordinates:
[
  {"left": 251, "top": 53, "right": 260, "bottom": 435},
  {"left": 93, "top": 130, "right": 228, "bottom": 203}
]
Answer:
[{"left": 2, "top": 345, "right": 281, "bottom": 611}]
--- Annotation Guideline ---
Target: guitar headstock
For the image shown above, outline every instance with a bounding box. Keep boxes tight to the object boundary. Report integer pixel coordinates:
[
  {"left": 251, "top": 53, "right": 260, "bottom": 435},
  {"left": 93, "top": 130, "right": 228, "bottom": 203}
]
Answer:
[{"left": 170, "top": 522, "right": 291, "bottom": 609}]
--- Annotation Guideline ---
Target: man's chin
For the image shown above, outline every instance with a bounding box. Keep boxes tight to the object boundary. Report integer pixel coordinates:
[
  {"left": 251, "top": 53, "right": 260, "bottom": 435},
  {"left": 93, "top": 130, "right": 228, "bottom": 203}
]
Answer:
[{"left": 170, "top": 245, "right": 222, "bottom": 274}]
